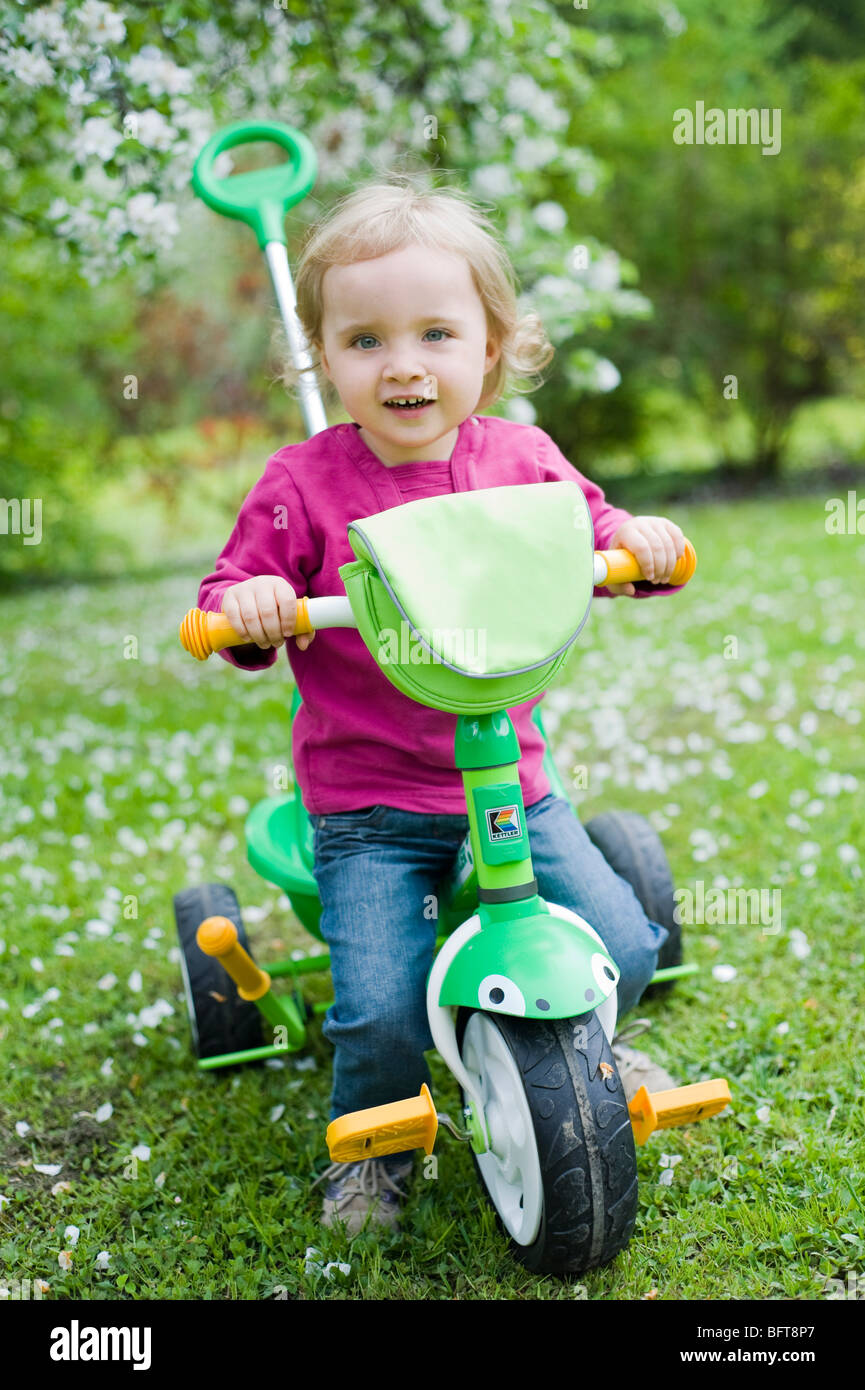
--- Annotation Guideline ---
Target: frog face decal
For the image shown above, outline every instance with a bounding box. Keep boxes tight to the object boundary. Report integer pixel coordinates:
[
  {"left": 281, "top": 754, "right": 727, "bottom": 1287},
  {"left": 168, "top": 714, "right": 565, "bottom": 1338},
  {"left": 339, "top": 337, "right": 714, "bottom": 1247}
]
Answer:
[
  {"left": 478, "top": 973, "right": 527, "bottom": 1016},
  {"left": 588, "top": 951, "right": 620, "bottom": 1004}
]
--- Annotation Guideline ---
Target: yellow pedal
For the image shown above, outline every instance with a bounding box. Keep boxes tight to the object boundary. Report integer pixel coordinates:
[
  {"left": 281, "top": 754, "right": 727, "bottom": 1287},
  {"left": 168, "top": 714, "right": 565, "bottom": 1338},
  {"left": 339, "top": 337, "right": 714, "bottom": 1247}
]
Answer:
[
  {"left": 326, "top": 1084, "right": 438, "bottom": 1162},
  {"left": 629, "top": 1079, "right": 732, "bottom": 1146}
]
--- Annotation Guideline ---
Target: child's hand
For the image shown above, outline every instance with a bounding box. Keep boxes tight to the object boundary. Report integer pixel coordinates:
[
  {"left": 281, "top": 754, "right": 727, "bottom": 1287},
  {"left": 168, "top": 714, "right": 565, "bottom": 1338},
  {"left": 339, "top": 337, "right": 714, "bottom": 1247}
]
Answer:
[
  {"left": 605, "top": 517, "right": 686, "bottom": 596},
  {"left": 222, "top": 575, "right": 316, "bottom": 651}
]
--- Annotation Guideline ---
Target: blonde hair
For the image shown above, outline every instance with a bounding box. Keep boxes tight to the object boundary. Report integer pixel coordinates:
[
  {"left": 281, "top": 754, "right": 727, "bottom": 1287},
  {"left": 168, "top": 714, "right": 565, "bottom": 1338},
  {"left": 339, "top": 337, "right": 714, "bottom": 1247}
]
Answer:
[{"left": 277, "top": 173, "right": 554, "bottom": 413}]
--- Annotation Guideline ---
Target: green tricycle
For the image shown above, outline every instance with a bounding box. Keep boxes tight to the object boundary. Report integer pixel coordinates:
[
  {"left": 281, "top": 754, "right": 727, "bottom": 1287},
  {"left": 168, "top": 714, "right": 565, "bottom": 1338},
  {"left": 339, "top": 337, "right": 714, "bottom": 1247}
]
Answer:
[{"left": 173, "top": 121, "right": 731, "bottom": 1276}]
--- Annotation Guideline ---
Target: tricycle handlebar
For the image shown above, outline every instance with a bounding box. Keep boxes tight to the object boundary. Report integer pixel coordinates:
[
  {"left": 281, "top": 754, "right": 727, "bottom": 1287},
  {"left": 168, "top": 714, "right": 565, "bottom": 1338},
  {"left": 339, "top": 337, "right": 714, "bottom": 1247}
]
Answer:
[{"left": 179, "top": 542, "right": 696, "bottom": 661}]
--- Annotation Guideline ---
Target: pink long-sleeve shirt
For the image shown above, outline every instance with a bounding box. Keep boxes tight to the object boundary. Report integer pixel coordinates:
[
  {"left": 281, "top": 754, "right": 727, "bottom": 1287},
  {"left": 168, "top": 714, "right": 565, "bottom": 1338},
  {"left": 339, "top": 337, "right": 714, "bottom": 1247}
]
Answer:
[{"left": 197, "top": 415, "right": 685, "bottom": 814}]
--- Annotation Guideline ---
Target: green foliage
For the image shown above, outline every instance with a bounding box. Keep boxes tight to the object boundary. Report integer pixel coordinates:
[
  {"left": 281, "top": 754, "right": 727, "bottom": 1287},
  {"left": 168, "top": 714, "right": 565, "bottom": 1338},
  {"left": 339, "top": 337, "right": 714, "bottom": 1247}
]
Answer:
[{"left": 547, "top": 0, "right": 865, "bottom": 476}]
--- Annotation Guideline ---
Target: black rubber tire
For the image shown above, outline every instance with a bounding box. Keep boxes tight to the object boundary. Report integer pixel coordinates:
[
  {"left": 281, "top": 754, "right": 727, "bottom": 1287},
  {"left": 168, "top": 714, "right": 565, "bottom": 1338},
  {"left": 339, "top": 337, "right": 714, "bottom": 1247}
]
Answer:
[
  {"left": 583, "top": 809, "right": 682, "bottom": 996},
  {"left": 173, "top": 883, "right": 264, "bottom": 1062},
  {"left": 457, "top": 1007, "right": 638, "bottom": 1276}
]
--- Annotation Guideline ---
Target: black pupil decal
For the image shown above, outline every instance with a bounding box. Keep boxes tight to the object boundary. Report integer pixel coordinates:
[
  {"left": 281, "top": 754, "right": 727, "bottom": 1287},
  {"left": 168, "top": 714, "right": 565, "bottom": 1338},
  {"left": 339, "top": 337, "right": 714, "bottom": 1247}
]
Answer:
[
  {"left": 604, "top": 965, "right": 616, "bottom": 981},
  {"left": 489, "top": 987, "right": 505, "bottom": 1004},
  {"left": 536, "top": 998, "right": 550, "bottom": 1011}
]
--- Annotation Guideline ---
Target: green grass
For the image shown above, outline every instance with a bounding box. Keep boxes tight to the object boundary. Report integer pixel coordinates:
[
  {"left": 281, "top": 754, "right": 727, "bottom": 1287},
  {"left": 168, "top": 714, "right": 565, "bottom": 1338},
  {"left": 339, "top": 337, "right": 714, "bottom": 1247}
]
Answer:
[{"left": 1, "top": 494, "right": 863, "bottom": 1300}]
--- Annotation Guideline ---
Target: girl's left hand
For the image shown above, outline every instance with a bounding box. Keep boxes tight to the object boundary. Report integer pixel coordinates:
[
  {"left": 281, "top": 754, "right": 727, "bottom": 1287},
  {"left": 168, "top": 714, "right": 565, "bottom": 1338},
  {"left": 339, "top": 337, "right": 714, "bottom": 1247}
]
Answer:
[{"left": 605, "top": 516, "right": 686, "bottom": 596}]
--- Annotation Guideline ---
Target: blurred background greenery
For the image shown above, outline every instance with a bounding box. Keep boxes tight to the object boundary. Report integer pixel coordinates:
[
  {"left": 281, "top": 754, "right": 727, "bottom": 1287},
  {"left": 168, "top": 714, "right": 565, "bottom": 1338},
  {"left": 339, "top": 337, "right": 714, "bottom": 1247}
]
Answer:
[{"left": 2, "top": 0, "right": 863, "bottom": 589}]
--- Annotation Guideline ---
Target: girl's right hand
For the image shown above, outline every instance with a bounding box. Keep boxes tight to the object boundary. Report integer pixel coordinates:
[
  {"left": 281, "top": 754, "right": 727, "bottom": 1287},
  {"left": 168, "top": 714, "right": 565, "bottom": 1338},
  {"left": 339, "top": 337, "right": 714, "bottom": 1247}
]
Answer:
[{"left": 221, "top": 576, "right": 315, "bottom": 651}]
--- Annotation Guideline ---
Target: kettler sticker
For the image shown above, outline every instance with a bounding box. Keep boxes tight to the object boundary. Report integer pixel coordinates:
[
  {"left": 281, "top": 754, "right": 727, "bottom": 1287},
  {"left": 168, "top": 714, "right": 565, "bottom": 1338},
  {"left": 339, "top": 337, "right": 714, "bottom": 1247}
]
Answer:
[{"left": 486, "top": 805, "right": 522, "bottom": 840}]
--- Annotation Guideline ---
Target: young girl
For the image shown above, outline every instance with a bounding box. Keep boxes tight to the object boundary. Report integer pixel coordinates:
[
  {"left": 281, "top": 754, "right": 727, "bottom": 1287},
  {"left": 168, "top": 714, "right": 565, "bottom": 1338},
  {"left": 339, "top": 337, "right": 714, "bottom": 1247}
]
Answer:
[{"left": 197, "top": 176, "right": 688, "bottom": 1234}]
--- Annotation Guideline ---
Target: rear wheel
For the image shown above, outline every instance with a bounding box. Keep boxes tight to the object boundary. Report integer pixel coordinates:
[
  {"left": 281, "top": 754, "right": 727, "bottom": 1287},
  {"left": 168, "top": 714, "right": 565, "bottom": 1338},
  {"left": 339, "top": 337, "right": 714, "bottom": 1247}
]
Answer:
[
  {"left": 457, "top": 1007, "right": 638, "bottom": 1275},
  {"left": 173, "top": 883, "right": 264, "bottom": 1062},
  {"left": 583, "top": 809, "right": 682, "bottom": 995}
]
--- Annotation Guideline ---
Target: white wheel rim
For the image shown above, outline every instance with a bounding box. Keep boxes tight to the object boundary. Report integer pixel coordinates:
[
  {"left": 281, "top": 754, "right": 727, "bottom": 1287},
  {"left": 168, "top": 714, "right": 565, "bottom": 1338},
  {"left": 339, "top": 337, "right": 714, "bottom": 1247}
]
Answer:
[{"left": 461, "top": 1013, "right": 544, "bottom": 1246}]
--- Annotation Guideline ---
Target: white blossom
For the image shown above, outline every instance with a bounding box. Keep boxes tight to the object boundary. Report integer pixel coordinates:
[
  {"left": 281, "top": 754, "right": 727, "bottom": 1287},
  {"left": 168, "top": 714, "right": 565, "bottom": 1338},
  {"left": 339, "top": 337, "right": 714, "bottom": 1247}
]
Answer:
[
  {"left": 73, "top": 117, "right": 124, "bottom": 164},
  {"left": 533, "top": 201, "right": 568, "bottom": 233},
  {"left": 593, "top": 358, "right": 621, "bottom": 392},
  {"left": 133, "top": 109, "right": 176, "bottom": 152},
  {"left": 78, "top": 2, "right": 126, "bottom": 46},
  {"left": 0, "top": 47, "right": 55, "bottom": 87},
  {"left": 126, "top": 45, "right": 193, "bottom": 97}
]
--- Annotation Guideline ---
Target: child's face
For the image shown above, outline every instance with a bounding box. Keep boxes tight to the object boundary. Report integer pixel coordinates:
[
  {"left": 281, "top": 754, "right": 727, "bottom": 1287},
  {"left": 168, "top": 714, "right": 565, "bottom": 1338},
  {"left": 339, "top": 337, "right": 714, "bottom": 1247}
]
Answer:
[{"left": 318, "top": 243, "right": 501, "bottom": 465}]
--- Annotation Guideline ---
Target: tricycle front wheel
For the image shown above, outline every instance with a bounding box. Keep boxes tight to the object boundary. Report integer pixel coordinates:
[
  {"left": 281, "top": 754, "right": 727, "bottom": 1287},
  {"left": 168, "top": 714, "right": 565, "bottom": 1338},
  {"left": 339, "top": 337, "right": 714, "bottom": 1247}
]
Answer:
[{"left": 457, "top": 1007, "right": 638, "bottom": 1276}]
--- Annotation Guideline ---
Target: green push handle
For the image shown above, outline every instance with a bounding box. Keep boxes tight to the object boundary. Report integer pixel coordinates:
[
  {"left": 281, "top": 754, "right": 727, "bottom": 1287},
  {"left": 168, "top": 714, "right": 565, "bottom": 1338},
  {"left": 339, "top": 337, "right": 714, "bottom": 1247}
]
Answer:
[{"left": 191, "top": 120, "right": 317, "bottom": 248}]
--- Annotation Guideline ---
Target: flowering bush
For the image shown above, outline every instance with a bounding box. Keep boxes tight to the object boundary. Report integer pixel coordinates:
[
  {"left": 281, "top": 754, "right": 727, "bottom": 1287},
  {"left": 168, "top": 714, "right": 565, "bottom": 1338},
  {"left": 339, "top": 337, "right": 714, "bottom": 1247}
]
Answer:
[{"left": 1, "top": 0, "right": 645, "bottom": 393}]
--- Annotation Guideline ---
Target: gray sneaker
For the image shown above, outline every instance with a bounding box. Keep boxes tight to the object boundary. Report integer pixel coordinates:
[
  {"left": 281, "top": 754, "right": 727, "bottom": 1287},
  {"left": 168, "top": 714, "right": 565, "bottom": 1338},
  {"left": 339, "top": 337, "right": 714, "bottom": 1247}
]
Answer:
[
  {"left": 611, "top": 1018, "right": 677, "bottom": 1104},
  {"left": 312, "top": 1153, "right": 414, "bottom": 1235}
]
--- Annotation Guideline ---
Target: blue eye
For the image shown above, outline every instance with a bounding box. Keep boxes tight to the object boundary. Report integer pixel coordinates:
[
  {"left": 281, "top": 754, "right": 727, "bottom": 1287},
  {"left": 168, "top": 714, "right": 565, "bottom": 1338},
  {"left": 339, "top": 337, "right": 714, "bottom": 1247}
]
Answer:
[{"left": 350, "top": 328, "right": 451, "bottom": 349}]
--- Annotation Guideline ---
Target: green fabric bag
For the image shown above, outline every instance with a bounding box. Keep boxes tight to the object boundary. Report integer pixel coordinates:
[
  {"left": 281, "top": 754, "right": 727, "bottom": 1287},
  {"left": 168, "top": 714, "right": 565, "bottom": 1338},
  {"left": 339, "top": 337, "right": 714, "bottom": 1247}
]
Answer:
[{"left": 338, "top": 481, "right": 595, "bottom": 715}]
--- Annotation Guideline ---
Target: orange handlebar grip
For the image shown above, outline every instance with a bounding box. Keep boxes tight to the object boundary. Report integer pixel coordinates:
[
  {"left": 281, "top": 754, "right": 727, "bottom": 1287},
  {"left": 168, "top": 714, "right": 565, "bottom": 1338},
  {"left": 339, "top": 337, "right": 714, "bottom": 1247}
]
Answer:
[
  {"left": 600, "top": 538, "right": 697, "bottom": 588},
  {"left": 294, "top": 596, "right": 312, "bottom": 635},
  {"left": 179, "top": 599, "right": 315, "bottom": 660},
  {"left": 179, "top": 609, "right": 246, "bottom": 660},
  {"left": 196, "top": 916, "right": 271, "bottom": 1001}
]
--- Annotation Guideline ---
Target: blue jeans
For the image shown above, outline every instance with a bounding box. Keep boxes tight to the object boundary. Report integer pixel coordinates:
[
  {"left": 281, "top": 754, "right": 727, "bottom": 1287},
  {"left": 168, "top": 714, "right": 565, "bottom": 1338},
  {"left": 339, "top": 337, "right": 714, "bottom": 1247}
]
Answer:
[{"left": 311, "top": 793, "right": 669, "bottom": 1121}]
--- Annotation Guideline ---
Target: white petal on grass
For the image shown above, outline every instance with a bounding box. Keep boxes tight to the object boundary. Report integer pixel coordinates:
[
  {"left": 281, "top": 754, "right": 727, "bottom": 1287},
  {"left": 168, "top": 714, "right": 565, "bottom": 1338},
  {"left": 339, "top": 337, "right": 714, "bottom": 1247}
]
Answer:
[
  {"left": 658, "top": 1168, "right": 675, "bottom": 1186},
  {"left": 97, "top": 974, "right": 118, "bottom": 991},
  {"left": 747, "top": 781, "right": 769, "bottom": 799},
  {"left": 58, "top": 1251, "right": 73, "bottom": 1271},
  {"left": 86, "top": 920, "right": 113, "bottom": 938},
  {"left": 34, "top": 1164, "right": 63, "bottom": 1176},
  {"left": 154, "top": 1172, "right": 166, "bottom": 1188},
  {"left": 31, "top": 957, "right": 44, "bottom": 973},
  {"left": 775, "top": 1021, "right": 790, "bottom": 1036},
  {"left": 128, "top": 970, "right": 143, "bottom": 993},
  {"left": 22, "top": 1002, "right": 42, "bottom": 1018},
  {"left": 725, "top": 722, "right": 765, "bottom": 743},
  {"left": 294, "top": 1056, "right": 317, "bottom": 1072},
  {"left": 64, "top": 1225, "right": 80, "bottom": 1246},
  {"left": 0, "top": 1195, "right": 10, "bottom": 1210},
  {"left": 99, "top": 1058, "right": 113, "bottom": 1077},
  {"left": 15, "top": 1121, "right": 30, "bottom": 1137},
  {"left": 95, "top": 1103, "right": 113, "bottom": 1123},
  {"left": 756, "top": 1105, "right": 772, "bottom": 1123},
  {"left": 712, "top": 964, "right": 737, "bottom": 983},
  {"left": 789, "top": 929, "right": 811, "bottom": 960},
  {"left": 839, "top": 844, "right": 859, "bottom": 865},
  {"left": 131, "top": 1145, "right": 151, "bottom": 1162},
  {"left": 270, "top": 1105, "right": 285, "bottom": 1123},
  {"left": 94, "top": 1251, "right": 110, "bottom": 1269}
]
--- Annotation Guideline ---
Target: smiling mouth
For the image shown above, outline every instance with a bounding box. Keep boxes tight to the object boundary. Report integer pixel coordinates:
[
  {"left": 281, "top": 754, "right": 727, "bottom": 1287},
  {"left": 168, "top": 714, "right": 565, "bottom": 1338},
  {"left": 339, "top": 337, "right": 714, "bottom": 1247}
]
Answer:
[{"left": 383, "top": 396, "right": 435, "bottom": 409}]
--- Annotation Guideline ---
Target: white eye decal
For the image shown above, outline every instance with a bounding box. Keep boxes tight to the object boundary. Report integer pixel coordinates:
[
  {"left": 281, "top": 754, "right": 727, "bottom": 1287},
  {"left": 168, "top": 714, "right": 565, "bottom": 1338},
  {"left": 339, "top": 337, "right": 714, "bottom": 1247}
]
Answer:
[
  {"left": 591, "top": 952, "right": 620, "bottom": 999},
  {"left": 479, "top": 974, "right": 526, "bottom": 1016}
]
